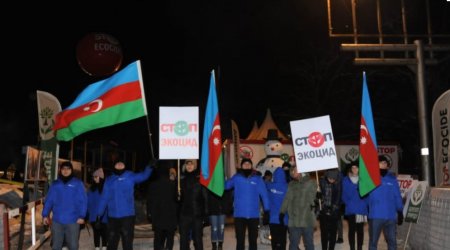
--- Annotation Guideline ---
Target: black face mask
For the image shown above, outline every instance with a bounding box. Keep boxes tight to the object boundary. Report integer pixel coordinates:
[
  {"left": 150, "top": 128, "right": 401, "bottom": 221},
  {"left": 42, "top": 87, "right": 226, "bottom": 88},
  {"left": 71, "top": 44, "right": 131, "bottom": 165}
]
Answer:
[
  {"left": 380, "top": 169, "right": 388, "bottom": 177},
  {"left": 242, "top": 169, "right": 253, "bottom": 177},
  {"left": 114, "top": 168, "right": 126, "bottom": 176},
  {"left": 60, "top": 174, "right": 73, "bottom": 184}
]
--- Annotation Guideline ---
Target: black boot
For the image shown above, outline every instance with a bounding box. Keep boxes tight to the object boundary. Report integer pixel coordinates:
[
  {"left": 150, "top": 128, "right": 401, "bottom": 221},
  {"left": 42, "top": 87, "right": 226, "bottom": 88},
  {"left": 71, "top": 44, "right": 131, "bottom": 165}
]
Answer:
[
  {"left": 218, "top": 242, "right": 223, "bottom": 250},
  {"left": 212, "top": 242, "right": 217, "bottom": 250}
]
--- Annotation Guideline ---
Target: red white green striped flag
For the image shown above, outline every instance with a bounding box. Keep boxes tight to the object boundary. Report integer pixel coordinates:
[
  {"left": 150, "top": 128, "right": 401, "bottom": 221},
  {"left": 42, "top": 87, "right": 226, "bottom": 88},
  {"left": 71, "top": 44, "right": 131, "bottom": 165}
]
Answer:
[
  {"left": 200, "top": 70, "right": 225, "bottom": 196},
  {"left": 54, "top": 60, "right": 147, "bottom": 141},
  {"left": 358, "top": 72, "right": 381, "bottom": 196}
]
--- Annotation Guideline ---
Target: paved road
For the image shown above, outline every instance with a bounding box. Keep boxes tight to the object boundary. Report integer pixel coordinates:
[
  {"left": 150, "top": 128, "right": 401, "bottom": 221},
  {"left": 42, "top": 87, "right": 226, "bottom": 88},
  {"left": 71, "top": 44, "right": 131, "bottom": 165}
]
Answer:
[{"left": 38, "top": 218, "right": 404, "bottom": 249}]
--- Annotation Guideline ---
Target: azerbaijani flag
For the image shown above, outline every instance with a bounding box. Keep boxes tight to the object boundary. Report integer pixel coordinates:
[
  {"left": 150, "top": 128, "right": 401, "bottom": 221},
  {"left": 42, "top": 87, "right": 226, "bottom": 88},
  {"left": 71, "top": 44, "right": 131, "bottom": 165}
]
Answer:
[
  {"left": 54, "top": 60, "right": 147, "bottom": 141},
  {"left": 200, "top": 70, "right": 225, "bottom": 196},
  {"left": 358, "top": 71, "right": 381, "bottom": 196}
]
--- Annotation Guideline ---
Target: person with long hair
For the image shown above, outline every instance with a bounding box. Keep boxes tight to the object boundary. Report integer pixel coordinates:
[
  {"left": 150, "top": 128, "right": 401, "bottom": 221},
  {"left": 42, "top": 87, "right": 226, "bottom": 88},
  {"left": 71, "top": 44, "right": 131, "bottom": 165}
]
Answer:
[
  {"left": 342, "top": 162, "right": 367, "bottom": 250},
  {"left": 88, "top": 168, "right": 108, "bottom": 250}
]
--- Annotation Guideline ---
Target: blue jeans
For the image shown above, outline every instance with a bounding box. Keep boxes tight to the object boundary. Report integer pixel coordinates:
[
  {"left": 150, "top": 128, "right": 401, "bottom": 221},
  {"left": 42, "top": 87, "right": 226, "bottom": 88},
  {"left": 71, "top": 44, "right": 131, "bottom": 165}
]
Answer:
[
  {"left": 368, "top": 219, "right": 397, "bottom": 250},
  {"left": 51, "top": 222, "right": 80, "bottom": 250},
  {"left": 288, "top": 226, "right": 314, "bottom": 250},
  {"left": 210, "top": 214, "right": 225, "bottom": 242}
]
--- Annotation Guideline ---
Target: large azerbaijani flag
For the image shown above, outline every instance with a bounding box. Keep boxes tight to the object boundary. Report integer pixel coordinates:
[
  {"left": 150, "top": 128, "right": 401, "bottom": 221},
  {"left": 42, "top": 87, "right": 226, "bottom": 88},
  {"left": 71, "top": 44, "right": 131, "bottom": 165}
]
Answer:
[
  {"left": 54, "top": 60, "right": 147, "bottom": 141},
  {"left": 358, "top": 72, "right": 381, "bottom": 196},
  {"left": 200, "top": 70, "right": 225, "bottom": 196}
]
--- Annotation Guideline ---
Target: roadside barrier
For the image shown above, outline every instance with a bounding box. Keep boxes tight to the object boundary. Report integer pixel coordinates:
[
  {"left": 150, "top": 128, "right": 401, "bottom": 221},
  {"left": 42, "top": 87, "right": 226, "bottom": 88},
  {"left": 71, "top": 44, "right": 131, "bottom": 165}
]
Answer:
[{"left": 0, "top": 198, "right": 50, "bottom": 250}]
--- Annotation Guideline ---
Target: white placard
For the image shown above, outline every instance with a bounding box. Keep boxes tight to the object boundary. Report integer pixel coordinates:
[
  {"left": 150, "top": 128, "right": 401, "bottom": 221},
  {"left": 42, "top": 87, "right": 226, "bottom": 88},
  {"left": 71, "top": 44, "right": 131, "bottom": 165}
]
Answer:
[
  {"left": 159, "top": 107, "right": 199, "bottom": 159},
  {"left": 290, "top": 115, "right": 338, "bottom": 173}
]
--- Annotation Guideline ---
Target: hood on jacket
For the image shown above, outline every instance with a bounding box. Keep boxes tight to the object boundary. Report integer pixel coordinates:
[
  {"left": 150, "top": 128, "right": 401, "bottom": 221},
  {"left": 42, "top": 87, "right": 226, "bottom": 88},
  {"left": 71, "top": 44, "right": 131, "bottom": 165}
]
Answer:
[{"left": 272, "top": 167, "right": 287, "bottom": 184}]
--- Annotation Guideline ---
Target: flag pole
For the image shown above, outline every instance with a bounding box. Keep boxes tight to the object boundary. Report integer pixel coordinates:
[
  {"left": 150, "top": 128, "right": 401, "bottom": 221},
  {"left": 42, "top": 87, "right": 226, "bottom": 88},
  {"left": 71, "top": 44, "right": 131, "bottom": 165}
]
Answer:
[
  {"left": 177, "top": 159, "right": 181, "bottom": 199},
  {"left": 315, "top": 170, "right": 322, "bottom": 210},
  {"left": 145, "top": 116, "right": 155, "bottom": 160},
  {"left": 137, "top": 60, "right": 155, "bottom": 160}
]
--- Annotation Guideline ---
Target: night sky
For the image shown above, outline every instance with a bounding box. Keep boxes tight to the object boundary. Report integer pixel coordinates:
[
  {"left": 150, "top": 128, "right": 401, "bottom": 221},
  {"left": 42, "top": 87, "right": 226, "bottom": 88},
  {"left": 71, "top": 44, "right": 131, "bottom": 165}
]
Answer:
[{"left": 1, "top": 1, "right": 449, "bottom": 175}]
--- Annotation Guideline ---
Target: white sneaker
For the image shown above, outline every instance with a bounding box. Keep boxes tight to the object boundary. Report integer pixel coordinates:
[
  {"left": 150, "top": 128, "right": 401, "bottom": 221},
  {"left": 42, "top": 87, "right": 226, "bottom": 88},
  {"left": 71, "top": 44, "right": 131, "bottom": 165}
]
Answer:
[
  {"left": 95, "top": 248, "right": 100, "bottom": 250},
  {"left": 102, "top": 247, "right": 107, "bottom": 250}
]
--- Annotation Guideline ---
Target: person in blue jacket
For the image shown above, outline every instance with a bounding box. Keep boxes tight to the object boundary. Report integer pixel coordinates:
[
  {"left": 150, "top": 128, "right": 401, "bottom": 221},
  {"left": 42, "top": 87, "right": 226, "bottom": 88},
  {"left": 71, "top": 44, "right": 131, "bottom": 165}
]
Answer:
[
  {"left": 265, "top": 167, "right": 288, "bottom": 250},
  {"left": 341, "top": 162, "right": 368, "bottom": 250},
  {"left": 87, "top": 168, "right": 108, "bottom": 250},
  {"left": 225, "top": 158, "right": 270, "bottom": 250},
  {"left": 97, "top": 160, "right": 154, "bottom": 250},
  {"left": 367, "top": 155, "right": 403, "bottom": 250},
  {"left": 42, "top": 161, "right": 88, "bottom": 250}
]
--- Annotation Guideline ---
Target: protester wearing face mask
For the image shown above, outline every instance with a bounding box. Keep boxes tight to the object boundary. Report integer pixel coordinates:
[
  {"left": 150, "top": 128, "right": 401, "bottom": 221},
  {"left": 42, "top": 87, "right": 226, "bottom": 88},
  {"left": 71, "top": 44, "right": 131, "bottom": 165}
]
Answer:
[
  {"left": 367, "top": 155, "right": 403, "bottom": 250},
  {"left": 97, "top": 160, "right": 155, "bottom": 250},
  {"left": 42, "top": 161, "right": 87, "bottom": 250},
  {"left": 225, "top": 158, "right": 270, "bottom": 250}
]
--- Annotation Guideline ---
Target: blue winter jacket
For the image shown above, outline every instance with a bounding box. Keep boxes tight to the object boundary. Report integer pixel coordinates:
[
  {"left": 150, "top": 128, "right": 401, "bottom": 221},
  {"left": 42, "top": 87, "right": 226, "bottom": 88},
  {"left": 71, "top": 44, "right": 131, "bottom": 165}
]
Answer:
[
  {"left": 87, "top": 189, "right": 108, "bottom": 223},
  {"left": 266, "top": 168, "right": 288, "bottom": 225},
  {"left": 98, "top": 166, "right": 152, "bottom": 218},
  {"left": 341, "top": 176, "right": 368, "bottom": 216},
  {"left": 367, "top": 172, "right": 403, "bottom": 220},
  {"left": 225, "top": 171, "right": 270, "bottom": 219},
  {"left": 42, "top": 177, "right": 87, "bottom": 224}
]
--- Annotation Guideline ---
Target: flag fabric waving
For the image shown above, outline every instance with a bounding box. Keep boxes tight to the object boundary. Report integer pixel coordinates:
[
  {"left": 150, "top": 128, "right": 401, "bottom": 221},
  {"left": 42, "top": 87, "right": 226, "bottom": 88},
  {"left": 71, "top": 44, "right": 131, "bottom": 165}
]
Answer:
[
  {"left": 54, "top": 60, "right": 148, "bottom": 141},
  {"left": 358, "top": 72, "right": 381, "bottom": 196},
  {"left": 200, "top": 70, "right": 225, "bottom": 196}
]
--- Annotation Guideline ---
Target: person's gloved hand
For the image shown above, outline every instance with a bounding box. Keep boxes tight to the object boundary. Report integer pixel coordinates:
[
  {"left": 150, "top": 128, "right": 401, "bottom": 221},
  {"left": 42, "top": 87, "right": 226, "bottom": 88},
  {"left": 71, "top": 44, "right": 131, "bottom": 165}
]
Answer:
[
  {"left": 397, "top": 211, "right": 404, "bottom": 225},
  {"left": 279, "top": 213, "right": 285, "bottom": 226},
  {"left": 263, "top": 210, "right": 270, "bottom": 225},
  {"left": 148, "top": 158, "right": 158, "bottom": 168}
]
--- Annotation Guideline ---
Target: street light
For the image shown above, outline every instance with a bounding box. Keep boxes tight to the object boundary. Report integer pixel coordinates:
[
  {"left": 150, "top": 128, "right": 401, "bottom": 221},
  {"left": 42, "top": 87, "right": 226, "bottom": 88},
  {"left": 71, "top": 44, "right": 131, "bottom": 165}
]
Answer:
[{"left": 326, "top": 0, "right": 450, "bottom": 186}]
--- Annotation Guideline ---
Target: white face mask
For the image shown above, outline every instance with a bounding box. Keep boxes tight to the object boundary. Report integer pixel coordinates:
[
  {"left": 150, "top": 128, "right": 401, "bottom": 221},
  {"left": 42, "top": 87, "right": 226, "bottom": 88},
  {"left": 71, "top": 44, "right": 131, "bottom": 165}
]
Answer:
[{"left": 350, "top": 176, "right": 359, "bottom": 184}]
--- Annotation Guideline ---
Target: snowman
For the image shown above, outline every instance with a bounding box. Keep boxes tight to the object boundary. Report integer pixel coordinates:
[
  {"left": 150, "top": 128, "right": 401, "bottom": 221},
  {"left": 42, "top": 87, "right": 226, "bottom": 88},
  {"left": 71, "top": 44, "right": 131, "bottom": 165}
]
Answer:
[{"left": 256, "top": 129, "right": 286, "bottom": 175}]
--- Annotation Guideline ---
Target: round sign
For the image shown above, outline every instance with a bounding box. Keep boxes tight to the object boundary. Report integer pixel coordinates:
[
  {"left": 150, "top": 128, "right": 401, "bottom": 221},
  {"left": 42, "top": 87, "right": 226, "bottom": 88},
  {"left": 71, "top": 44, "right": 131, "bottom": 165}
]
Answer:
[{"left": 76, "top": 33, "right": 123, "bottom": 76}]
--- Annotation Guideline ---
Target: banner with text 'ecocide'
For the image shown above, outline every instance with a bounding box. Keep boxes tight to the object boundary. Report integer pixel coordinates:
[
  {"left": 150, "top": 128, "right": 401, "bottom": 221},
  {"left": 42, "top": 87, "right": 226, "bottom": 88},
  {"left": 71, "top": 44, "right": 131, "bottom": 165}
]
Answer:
[
  {"left": 159, "top": 106, "right": 199, "bottom": 159},
  {"left": 290, "top": 115, "right": 338, "bottom": 173}
]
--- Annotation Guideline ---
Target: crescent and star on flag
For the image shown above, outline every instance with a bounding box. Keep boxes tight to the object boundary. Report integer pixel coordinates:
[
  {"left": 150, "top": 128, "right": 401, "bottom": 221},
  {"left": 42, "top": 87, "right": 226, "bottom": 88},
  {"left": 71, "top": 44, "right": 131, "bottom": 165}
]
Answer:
[
  {"left": 212, "top": 125, "right": 221, "bottom": 146},
  {"left": 360, "top": 124, "right": 368, "bottom": 145},
  {"left": 83, "top": 99, "right": 103, "bottom": 112}
]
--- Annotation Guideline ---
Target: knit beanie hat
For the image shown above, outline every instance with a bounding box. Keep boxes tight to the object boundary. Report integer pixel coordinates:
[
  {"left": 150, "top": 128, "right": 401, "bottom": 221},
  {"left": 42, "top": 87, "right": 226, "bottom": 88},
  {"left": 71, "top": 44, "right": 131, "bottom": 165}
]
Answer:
[
  {"left": 325, "top": 169, "right": 339, "bottom": 180},
  {"left": 240, "top": 158, "right": 253, "bottom": 167},
  {"left": 60, "top": 161, "right": 73, "bottom": 170},
  {"left": 93, "top": 168, "right": 104, "bottom": 179}
]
